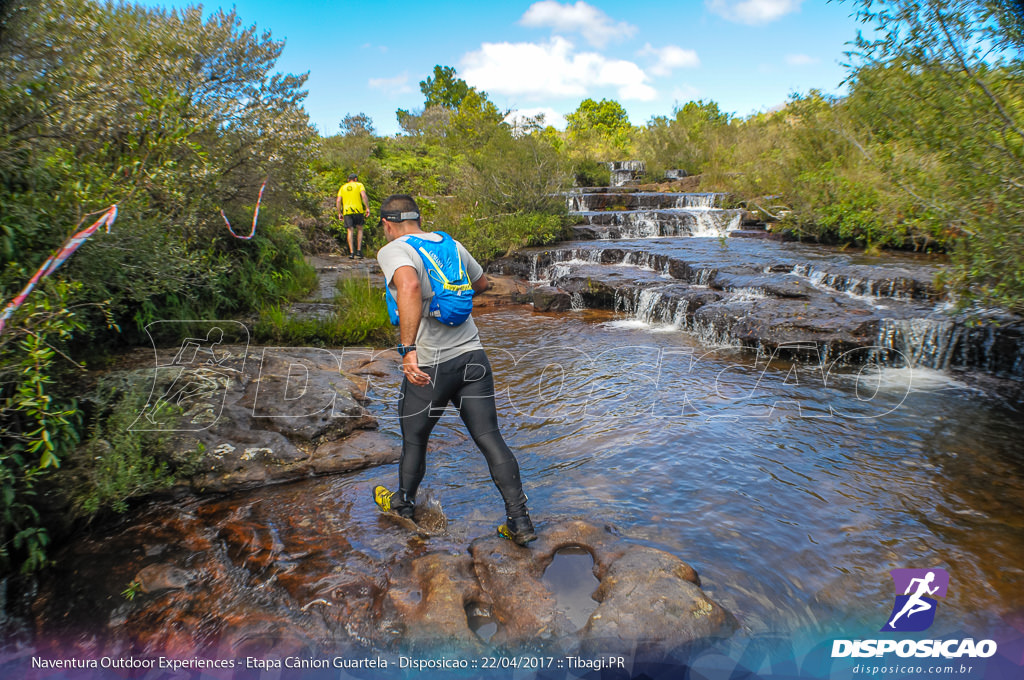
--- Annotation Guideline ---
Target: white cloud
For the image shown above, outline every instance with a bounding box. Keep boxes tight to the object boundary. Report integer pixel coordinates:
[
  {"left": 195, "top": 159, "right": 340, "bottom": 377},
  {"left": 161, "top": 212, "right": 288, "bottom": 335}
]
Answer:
[
  {"left": 785, "top": 53, "right": 818, "bottom": 66},
  {"left": 461, "top": 37, "right": 657, "bottom": 102},
  {"left": 706, "top": 0, "right": 804, "bottom": 25},
  {"left": 368, "top": 72, "right": 414, "bottom": 94},
  {"left": 639, "top": 43, "right": 700, "bottom": 77},
  {"left": 520, "top": 0, "right": 636, "bottom": 48},
  {"left": 504, "top": 107, "right": 568, "bottom": 131},
  {"left": 672, "top": 84, "right": 701, "bottom": 103}
]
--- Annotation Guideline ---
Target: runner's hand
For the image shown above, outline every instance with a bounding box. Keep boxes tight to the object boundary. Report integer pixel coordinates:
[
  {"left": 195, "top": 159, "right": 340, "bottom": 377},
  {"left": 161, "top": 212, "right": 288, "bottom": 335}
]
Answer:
[{"left": 402, "top": 351, "right": 430, "bottom": 386}]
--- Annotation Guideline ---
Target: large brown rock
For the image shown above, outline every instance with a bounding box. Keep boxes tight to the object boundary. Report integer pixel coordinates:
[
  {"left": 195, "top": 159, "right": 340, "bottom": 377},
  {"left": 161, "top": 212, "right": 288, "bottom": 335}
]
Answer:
[
  {"left": 109, "top": 345, "right": 399, "bottom": 494},
  {"left": 532, "top": 285, "right": 572, "bottom": 312},
  {"left": 474, "top": 274, "right": 532, "bottom": 307},
  {"left": 382, "top": 520, "right": 737, "bottom": 656}
]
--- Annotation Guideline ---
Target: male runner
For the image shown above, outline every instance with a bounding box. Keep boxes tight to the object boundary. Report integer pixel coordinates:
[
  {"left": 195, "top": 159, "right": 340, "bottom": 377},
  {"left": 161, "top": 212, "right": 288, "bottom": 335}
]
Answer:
[
  {"left": 336, "top": 172, "right": 370, "bottom": 258},
  {"left": 372, "top": 194, "right": 537, "bottom": 546}
]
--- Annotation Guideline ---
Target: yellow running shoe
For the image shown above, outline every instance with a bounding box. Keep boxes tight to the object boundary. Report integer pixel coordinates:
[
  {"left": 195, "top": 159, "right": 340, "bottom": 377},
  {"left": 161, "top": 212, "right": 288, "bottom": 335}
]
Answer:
[
  {"left": 497, "top": 515, "right": 537, "bottom": 546},
  {"left": 373, "top": 485, "right": 394, "bottom": 512},
  {"left": 373, "top": 485, "right": 414, "bottom": 519}
]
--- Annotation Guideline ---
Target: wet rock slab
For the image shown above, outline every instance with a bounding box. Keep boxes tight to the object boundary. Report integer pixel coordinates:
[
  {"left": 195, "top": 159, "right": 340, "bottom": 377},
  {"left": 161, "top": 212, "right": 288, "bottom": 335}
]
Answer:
[
  {"left": 531, "top": 285, "right": 572, "bottom": 312},
  {"left": 103, "top": 345, "right": 400, "bottom": 494},
  {"left": 32, "top": 508, "right": 736, "bottom": 661},
  {"left": 385, "top": 520, "right": 736, "bottom": 656},
  {"left": 473, "top": 274, "right": 533, "bottom": 307}
]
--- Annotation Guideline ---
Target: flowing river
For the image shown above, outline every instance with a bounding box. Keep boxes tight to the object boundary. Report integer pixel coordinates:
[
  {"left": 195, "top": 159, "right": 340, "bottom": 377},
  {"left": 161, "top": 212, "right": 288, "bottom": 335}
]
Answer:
[{"left": 14, "top": 303, "right": 1023, "bottom": 657}]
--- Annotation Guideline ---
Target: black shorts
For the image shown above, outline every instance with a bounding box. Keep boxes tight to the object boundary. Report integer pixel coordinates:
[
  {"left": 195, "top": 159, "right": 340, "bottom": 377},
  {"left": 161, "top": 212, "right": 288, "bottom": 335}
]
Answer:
[{"left": 343, "top": 213, "right": 365, "bottom": 229}]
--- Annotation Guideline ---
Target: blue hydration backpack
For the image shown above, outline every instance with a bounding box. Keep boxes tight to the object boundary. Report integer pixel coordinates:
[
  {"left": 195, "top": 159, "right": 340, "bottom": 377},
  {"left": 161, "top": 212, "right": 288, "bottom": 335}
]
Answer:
[{"left": 386, "top": 232, "right": 475, "bottom": 327}]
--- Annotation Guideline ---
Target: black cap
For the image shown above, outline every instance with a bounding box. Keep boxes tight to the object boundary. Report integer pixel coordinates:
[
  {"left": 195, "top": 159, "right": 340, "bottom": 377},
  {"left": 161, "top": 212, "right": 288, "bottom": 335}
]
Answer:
[{"left": 348, "top": 172, "right": 357, "bottom": 180}]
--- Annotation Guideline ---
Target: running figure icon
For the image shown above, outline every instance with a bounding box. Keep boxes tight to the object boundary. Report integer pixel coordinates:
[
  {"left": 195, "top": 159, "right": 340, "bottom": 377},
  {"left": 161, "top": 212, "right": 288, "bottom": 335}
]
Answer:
[
  {"left": 888, "top": 571, "right": 939, "bottom": 628},
  {"left": 882, "top": 567, "right": 949, "bottom": 632}
]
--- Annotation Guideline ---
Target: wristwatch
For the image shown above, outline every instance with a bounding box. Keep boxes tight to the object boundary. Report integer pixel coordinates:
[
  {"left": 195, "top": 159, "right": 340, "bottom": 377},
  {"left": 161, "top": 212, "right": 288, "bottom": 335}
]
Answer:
[{"left": 397, "top": 344, "right": 416, "bottom": 357}]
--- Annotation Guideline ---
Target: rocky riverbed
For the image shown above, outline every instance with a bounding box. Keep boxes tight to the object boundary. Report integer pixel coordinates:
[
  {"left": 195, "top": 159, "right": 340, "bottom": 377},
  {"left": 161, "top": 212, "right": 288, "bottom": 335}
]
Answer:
[{"left": 5, "top": 255, "right": 737, "bottom": 668}]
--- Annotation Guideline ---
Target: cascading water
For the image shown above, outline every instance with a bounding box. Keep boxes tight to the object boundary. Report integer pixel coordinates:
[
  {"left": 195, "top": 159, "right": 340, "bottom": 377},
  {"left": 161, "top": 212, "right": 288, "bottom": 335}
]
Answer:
[
  {"left": 791, "top": 263, "right": 927, "bottom": 302},
  {"left": 606, "top": 160, "right": 645, "bottom": 186},
  {"left": 567, "top": 187, "right": 741, "bottom": 239},
  {"left": 526, "top": 165, "right": 1024, "bottom": 378},
  {"left": 875, "top": 318, "right": 964, "bottom": 371},
  {"left": 674, "top": 193, "right": 721, "bottom": 209},
  {"left": 690, "top": 210, "right": 741, "bottom": 237}
]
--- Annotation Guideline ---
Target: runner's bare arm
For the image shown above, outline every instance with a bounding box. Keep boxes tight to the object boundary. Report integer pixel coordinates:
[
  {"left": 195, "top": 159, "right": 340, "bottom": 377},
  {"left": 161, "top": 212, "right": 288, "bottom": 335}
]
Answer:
[
  {"left": 392, "top": 265, "right": 430, "bottom": 385},
  {"left": 471, "top": 273, "right": 489, "bottom": 294}
]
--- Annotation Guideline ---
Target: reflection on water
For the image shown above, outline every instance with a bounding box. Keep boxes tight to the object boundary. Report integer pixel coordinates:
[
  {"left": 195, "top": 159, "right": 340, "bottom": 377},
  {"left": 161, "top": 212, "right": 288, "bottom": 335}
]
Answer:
[
  {"left": 541, "top": 547, "right": 599, "bottom": 630},
  {"left": 25, "top": 306, "right": 1024, "bottom": 652},
  {"left": 465, "top": 307, "right": 1024, "bottom": 638}
]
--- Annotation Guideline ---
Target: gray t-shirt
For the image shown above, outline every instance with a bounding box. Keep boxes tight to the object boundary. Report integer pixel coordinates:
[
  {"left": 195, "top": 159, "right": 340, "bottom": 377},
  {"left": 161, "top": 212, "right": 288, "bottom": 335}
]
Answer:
[{"left": 377, "top": 231, "right": 484, "bottom": 366}]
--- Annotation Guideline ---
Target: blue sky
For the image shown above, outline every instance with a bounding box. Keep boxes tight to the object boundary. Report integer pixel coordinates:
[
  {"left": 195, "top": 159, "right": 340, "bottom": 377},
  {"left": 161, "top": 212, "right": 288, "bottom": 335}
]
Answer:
[{"left": 137, "top": 0, "right": 868, "bottom": 136}]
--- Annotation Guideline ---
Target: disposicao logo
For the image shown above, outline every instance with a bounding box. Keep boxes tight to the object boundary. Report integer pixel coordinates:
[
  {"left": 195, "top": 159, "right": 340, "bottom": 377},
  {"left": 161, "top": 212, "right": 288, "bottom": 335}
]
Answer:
[{"left": 831, "top": 567, "right": 998, "bottom": 659}]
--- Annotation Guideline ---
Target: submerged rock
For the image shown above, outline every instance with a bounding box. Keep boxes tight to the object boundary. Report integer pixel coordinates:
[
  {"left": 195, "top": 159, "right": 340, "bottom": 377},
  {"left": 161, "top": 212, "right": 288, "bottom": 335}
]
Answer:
[{"left": 133, "top": 563, "right": 194, "bottom": 594}]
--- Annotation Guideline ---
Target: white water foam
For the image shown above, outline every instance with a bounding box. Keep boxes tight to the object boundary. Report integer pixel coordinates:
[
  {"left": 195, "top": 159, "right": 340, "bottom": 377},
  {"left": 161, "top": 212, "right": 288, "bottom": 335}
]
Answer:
[
  {"left": 830, "top": 365, "right": 973, "bottom": 394},
  {"left": 689, "top": 210, "right": 742, "bottom": 238},
  {"left": 730, "top": 287, "right": 769, "bottom": 302}
]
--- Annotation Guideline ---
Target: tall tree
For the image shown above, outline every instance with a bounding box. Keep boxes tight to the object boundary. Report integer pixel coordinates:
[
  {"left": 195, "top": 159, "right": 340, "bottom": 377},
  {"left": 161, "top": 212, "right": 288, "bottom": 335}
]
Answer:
[
  {"left": 844, "top": 0, "right": 1024, "bottom": 309},
  {"left": 420, "top": 65, "right": 471, "bottom": 110},
  {"left": 565, "top": 98, "right": 634, "bottom": 158},
  {"left": 340, "top": 112, "right": 375, "bottom": 137}
]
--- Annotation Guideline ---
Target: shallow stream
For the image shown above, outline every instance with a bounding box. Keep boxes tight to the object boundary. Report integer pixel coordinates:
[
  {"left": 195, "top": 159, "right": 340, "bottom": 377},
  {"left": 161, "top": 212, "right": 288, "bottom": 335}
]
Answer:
[{"left": 17, "top": 302, "right": 1023, "bottom": 656}]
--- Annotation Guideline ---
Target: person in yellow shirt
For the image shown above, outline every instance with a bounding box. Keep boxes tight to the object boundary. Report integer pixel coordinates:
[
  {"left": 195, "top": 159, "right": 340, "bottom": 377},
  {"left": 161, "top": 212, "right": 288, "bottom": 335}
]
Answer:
[{"left": 336, "top": 173, "right": 371, "bottom": 259}]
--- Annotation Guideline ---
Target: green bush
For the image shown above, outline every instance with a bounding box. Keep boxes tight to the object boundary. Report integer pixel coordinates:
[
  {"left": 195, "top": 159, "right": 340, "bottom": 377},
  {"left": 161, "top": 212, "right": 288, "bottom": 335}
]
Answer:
[
  {"left": 0, "top": 0, "right": 320, "bottom": 572},
  {"left": 444, "top": 212, "right": 569, "bottom": 264},
  {"left": 255, "top": 277, "right": 392, "bottom": 346},
  {"left": 71, "top": 379, "right": 183, "bottom": 515},
  {"left": 0, "top": 282, "right": 86, "bottom": 572},
  {"left": 571, "top": 159, "right": 611, "bottom": 188}
]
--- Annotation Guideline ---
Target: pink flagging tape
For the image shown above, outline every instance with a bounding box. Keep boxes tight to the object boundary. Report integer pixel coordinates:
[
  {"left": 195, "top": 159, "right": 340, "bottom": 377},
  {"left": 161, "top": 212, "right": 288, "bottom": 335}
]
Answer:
[
  {"left": 220, "top": 179, "right": 268, "bottom": 240},
  {"left": 0, "top": 205, "right": 118, "bottom": 336}
]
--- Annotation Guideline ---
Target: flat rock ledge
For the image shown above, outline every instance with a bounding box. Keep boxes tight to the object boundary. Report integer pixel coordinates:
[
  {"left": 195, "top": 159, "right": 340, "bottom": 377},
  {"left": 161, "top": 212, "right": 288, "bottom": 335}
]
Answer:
[
  {"left": 94, "top": 345, "right": 401, "bottom": 495},
  {"left": 383, "top": 519, "right": 737, "bottom": 658}
]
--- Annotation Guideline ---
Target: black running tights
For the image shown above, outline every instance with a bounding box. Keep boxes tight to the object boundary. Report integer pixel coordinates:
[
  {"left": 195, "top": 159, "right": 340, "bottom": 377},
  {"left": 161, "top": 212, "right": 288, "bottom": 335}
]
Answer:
[{"left": 396, "top": 349, "right": 528, "bottom": 519}]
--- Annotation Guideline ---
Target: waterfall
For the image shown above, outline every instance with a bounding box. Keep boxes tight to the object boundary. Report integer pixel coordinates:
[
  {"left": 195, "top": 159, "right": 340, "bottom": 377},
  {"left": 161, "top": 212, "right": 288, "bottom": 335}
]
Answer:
[
  {"left": 613, "top": 212, "right": 662, "bottom": 238},
  {"left": 674, "top": 193, "right": 721, "bottom": 209},
  {"left": 530, "top": 248, "right": 606, "bottom": 283},
  {"left": 694, "top": 268, "right": 714, "bottom": 286},
  {"left": 634, "top": 288, "right": 665, "bottom": 323},
  {"left": 792, "top": 263, "right": 922, "bottom": 302},
  {"left": 607, "top": 160, "right": 646, "bottom": 186},
  {"left": 689, "top": 210, "right": 741, "bottom": 237},
  {"left": 529, "top": 253, "right": 541, "bottom": 283},
  {"left": 875, "top": 318, "right": 963, "bottom": 370},
  {"left": 671, "top": 299, "right": 690, "bottom": 329},
  {"left": 570, "top": 292, "right": 585, "bottom": 311}
]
